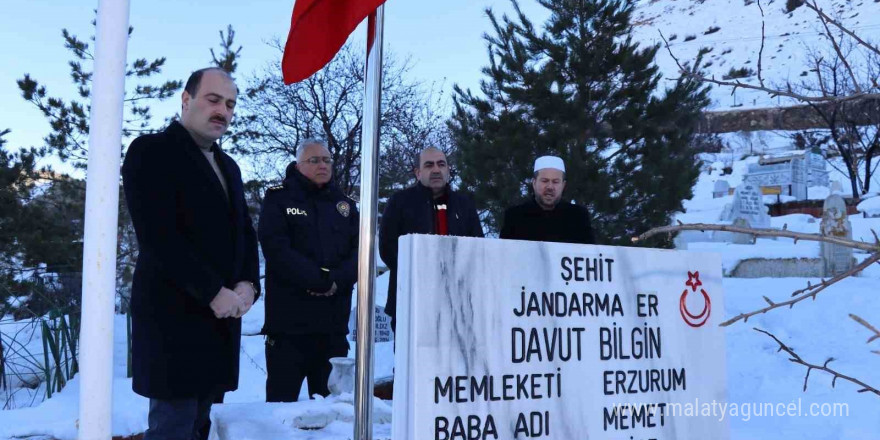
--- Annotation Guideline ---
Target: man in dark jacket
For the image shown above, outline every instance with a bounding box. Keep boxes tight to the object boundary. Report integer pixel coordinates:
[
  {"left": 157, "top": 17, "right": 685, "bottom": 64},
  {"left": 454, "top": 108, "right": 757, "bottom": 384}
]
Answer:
[
  {"left": 500, "top": 155, "right": 596, "bottom": 245},
  {"left": 379, "top": 147, "right": 484, "bottom": 333},
  {"left": 122, "top": 68, "right": 260, "bottom": 440},
  {"left": 259, "top": 139, "right": 359, "bottom": 402}
]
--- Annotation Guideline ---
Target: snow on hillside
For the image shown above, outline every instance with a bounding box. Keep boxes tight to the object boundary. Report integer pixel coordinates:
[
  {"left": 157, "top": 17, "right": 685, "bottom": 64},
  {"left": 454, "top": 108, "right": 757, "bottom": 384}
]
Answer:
[{"left": 631, "top": 0, "right": 880, "bottom": 111}]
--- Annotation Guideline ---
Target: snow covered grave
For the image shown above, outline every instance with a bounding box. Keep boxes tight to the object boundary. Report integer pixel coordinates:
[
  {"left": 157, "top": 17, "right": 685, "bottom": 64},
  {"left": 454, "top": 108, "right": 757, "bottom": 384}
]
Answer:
[
  {"left": 858, "top": 195, "right": 880, "bottom": 218},
  {"left": 820, "top": 193, "right": 855, "bottom": 276},
  {"left": 743, "top": 151, "right": 829, "bottom": 201},
  {"left": 713, "top": 180, "right": 731, "bottom": 199}
]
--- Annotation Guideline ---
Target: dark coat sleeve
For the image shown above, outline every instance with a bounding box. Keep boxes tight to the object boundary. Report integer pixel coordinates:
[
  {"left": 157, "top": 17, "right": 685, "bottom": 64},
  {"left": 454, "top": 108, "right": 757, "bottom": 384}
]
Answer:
[
  {"left": 122, "top": 136, "right": 224, "bottom": 306},
  {"left": 329, "top": 201, "right": 360, "bottom": 288},
  {"left": 220, "top": 155, "right": 261, "bottom": 299},
  {"left": 379, "top": 193, "right": 402, "bottom": 272},
  {"left": 465, "top": 196, "right": 485, "bottom": 238},
  {"left": 499, "top": 207, "right": 514, "bottom": 239},
  {"left": 580, "top": 206, "right": 597, "bottom": 245},
  {"left": 258, "top": 191, "right": 332, "bottom": 293},
  {"left": 242, "top": 204, "right": 261, "bottom": 300}
]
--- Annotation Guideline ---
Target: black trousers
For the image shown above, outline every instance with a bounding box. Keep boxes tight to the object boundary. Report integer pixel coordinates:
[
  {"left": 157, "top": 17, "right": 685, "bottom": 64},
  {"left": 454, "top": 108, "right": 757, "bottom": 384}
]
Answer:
[
  {"left": 143, "top": 391, "right": 219, "bottom": 440},
  {"left": 265, "top": 333, "right": 349, "bottom": 402}
]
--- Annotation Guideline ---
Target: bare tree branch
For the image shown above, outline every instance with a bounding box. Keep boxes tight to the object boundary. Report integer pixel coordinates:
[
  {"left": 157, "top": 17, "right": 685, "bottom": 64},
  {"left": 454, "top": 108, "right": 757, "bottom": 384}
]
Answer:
[
  {"left": 804, "top": 1, "right": 880, "bottom": 58},
  {"left": 660, "top": 30, "right": 688, "bottom": 75},
  {"left": 633, "top": 222, "right": 880, "bottom": 252},
  {"left": 756, "top": 0, "right": 766, "bottom": 88},
  {"left": 755, "top": 328, "right": 880, "bottom": 397},
  {"left": 850, "top": 314, "right": 880, "bottom": 345},
  {"left": 721, "top": 253, "right": 880, "bottom": 326},
  {"left": 661, "top": 27, "right": 880, "bottom": 104},
  {"left": 633, "top": 223, "right": 880, "bottom": 326},
  {"left": 810, "top": 1, "right": 861, "bottom": 94}
]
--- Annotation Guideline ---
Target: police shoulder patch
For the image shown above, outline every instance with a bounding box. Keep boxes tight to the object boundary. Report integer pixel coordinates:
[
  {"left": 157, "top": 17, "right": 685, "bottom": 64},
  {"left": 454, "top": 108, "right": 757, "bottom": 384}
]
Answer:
[{"left": 336, "top": 200, "right": 351, "bottom": 218}]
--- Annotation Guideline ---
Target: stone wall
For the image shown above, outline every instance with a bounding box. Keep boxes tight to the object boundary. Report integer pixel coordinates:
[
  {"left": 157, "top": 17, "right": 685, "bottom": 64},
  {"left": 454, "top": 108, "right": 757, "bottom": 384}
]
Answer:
[
  {"left": 730, "top": 258, "right": 825, "bottom": 278},
  {"left": 767, "top": 199, "right": 861, "bottom": 218}
]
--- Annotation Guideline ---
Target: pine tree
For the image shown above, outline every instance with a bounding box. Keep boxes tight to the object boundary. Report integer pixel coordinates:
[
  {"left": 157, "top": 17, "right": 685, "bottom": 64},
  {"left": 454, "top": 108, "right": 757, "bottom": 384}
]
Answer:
[
  {"left": 17, "top": 26, "right": 182, "bottom": 170},
  {"left": 211, "top": 25, "right": 242, "bottom": 75},
  {"left": 450, "top": 0, "right": 710, "bottom": 245},
  {"left": 0, "top": 130, "right": 36, "bottom": 275}
]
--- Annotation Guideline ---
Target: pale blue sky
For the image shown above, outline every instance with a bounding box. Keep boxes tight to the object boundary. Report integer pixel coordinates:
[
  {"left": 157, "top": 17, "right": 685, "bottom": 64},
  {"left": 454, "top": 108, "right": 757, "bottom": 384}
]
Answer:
[{"left": 1, "top": 0, "right": 548, "bottom": 164}]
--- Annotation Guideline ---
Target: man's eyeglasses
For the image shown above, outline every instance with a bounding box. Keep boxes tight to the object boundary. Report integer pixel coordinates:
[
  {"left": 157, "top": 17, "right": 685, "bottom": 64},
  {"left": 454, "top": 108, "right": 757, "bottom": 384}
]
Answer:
[{"left": 304, "top": 156, "right": 333, "bottom": 165}]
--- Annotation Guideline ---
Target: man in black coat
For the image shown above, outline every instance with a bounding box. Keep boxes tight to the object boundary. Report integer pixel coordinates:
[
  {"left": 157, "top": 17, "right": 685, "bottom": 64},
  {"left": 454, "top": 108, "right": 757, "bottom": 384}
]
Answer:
[
  {"left": 258, "top": 139, "right": 359, "bottom": 402},
  {"left": 379, "top": 147, "right": 484, "bottom": 333},
  {"left": 122, "top": 68, "right": 260, "bottom": 440},
  {"left": 500, "top": 155, "right": 596, "bottom": 245}
]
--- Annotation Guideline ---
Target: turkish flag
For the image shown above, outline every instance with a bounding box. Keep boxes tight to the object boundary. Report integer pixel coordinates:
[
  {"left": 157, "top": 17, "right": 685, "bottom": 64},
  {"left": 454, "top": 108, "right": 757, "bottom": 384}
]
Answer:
[{"left": 282, "top": 0, "right": 387, "bottom": 84}]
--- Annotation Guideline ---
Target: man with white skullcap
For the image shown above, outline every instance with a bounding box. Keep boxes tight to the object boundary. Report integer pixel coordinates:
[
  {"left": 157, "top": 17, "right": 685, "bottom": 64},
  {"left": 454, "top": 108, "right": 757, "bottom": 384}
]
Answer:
[{"left": 499, "top": 155, "right": 596, "bottom": 244}]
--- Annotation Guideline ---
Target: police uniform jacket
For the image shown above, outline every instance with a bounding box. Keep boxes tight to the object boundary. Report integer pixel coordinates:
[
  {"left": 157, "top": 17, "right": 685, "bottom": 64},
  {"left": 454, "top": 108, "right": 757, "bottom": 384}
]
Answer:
[
  {"left": 122, "top": 121, "right": 260, "bottom": 399},
  {"left": 500, "top": 198, "right": 596, "bottom": 245},
  {"left": 259, "top": 167, "right": 359, "bottom": 335},
  {"left": 379, "top": 183, "right": 484, "bottom": 320}
]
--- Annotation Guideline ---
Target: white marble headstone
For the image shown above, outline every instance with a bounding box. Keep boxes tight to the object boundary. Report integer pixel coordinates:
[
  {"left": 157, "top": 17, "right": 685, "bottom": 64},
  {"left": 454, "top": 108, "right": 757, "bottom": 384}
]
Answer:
[
  {"left": 713, "top": 180, "right": 730, "bottom": 199},
  {"left": 821, "top": 194, "right": 854, "bottom": 276},
  {"left": 393, "top": 235, "right": 728, "bottom": 440},
  {"left": 725, "top": 183, "right": 771, "bottom": 229},
  {"left": 348, "top": 305, "right": 393, "bottom": 343},
  {"left": 731, "top": 218, "right": 756, "bottom": 244}
]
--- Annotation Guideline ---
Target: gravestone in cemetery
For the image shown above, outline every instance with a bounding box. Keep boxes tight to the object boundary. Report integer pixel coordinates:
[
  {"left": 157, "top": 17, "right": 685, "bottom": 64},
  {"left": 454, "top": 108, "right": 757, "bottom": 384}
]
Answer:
[
  {"left": 725, "top": 183, "right": 771, "bottom": 229},
  {"left": 731, "top": 218, "right": 756, "bottom": 245},
  {"left": 713, "top": 180, "right": 730, "bottom": 199},
  {"left": 715, "top": 183, "right": 771, "bottom": 244},
  {"left": 821, "top": 194, "right": 854, "bottom": 276},
  {"left": 744, "top": 151, "right": 828, "bottom": 200},
  {"left": 393, "top": 235, "right": 728, "bottom": 440},
  {"left": 348, "top": 305, "right": 393, "bottom": 343}
]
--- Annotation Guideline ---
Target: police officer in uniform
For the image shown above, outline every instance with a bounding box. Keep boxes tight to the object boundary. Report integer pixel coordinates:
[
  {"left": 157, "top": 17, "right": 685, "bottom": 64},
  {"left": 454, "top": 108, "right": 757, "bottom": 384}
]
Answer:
[
  {"left": 500, "top": 155, "right": 596, "bottom": 244},
  {"left": 258, "top": 139, "right": 359, "bottom": 402}
]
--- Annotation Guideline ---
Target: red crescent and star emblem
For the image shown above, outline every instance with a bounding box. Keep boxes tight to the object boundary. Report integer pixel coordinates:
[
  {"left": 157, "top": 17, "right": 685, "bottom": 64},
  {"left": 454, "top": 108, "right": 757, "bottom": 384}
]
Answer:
[{"left": 680, "top": 271, "right": 711, "bottom": 328}]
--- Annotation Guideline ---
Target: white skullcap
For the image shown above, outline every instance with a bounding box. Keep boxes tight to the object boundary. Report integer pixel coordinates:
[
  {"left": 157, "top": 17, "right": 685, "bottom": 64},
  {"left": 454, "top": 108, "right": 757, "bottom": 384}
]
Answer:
[{"left": 534, "top": 155, "right": 565, "bottom": 173}]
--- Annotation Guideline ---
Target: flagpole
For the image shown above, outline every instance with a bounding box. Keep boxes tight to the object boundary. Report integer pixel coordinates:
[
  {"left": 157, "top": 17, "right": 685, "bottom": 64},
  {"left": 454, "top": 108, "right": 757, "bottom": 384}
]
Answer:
[
  {"left": 354, "top": 5, "right": 385, "bottom": 440},
  {"left": 78, "top": 0, "right": 130, "bottom": 438}
]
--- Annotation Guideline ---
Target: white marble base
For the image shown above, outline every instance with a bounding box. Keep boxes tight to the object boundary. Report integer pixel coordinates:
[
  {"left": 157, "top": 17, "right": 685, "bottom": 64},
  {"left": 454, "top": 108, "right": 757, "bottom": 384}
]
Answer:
[{"left": 393, "top": 235, "right": 728, "bottom": 440}]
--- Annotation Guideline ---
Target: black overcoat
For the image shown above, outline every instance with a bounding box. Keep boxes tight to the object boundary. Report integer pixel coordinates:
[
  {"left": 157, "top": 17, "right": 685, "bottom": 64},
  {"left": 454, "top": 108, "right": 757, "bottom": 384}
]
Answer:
[
  {"left": 122, "top": 121, "right": 260, "bottom": 399},
  {"left": 499, "top": 198, "right": 596, "bottom": 245},
  {"left": 378, "top": 183, "right": 484, "bottom": 321},
  {"left": 258, "top": 167, "right": 359, "bottom": 335}
]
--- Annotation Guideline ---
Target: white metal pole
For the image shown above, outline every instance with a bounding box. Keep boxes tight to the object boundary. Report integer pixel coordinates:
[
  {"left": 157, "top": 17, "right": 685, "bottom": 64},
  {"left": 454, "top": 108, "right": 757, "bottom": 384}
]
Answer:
[
  {"left": 354, "top": 6, "right": 385, "bottom": 440},
  {"left": 78, "top": 0, "right": 130, "bottom": 438}
]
